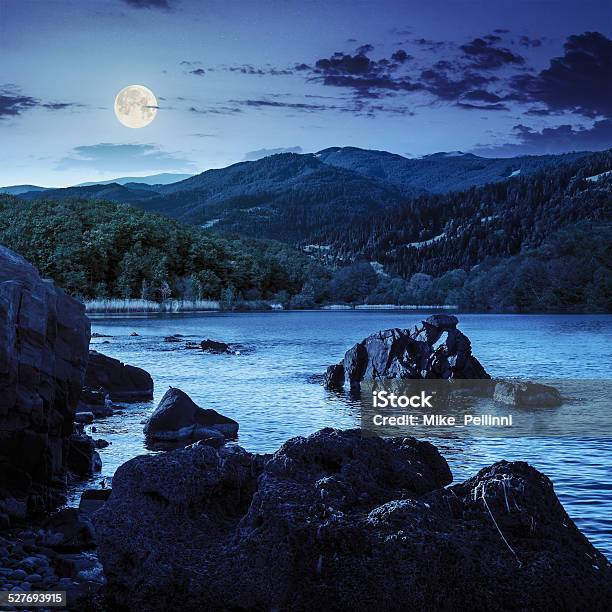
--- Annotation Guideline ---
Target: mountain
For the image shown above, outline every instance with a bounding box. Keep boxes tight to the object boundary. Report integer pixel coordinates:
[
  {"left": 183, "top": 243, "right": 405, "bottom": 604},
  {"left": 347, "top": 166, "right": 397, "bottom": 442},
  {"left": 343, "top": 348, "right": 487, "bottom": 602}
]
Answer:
[
  {"left": 18, "top": 183, "right": 159, "bottom": 204},
  {"left": 315, "top": 146, "right": 589, "bottom": 193},
  {"left": 0, "top": 184, "right": 48, "bottom": 196},
  {"left": 76, "top": 172, "right": 193, "bottom": 187},
  {"left": 14, "top": 146, "right": 604, "bottom": 250}
]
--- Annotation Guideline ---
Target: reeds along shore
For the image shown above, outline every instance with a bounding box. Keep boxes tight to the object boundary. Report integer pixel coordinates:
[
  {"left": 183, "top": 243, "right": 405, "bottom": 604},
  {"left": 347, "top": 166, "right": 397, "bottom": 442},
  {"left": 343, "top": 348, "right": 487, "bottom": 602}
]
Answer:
[{"left": 84, "top": 299, "right": 220, "bottom": 313}]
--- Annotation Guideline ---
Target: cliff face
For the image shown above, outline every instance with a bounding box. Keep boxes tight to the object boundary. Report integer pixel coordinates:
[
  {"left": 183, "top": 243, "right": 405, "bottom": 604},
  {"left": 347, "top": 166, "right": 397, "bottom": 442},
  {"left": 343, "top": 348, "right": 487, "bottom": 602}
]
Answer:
[{"left": 0, "top": 246, "right": 90, "bottom": 522}]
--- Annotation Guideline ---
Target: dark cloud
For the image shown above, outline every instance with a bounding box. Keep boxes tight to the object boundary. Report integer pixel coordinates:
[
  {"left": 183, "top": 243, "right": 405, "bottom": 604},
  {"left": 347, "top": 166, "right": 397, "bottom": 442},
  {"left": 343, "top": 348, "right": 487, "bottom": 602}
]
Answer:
[
  {"left": 189, "top": 105, "right": 242, "bottom": 115},
  {"left": 519, "top": 36, "right": 542, "bottom": 48},
  {"left": 243, "top": 146, "right": 303, "bottom": 161},
  {"left": 457, "top": 102, "right": 508, "bottom": 111},
  {"left": 391, "top": 49, "right": 411, "bottom": 63},
  {"left": 356, "top": 44, "right": 374, "bottom": 55},
  {"left": 460, "top": 36, "right": 525, "bottom": 69},
  {"left": 494, "top": 29, "right": 509, "bottom": 34},
  {"left": 0, "top": 87, "right": 82, "bottom": 118},
  {"left": 462, "top": 90, "right": 502, "bottom": 103},
  {"left": 509, "top": 31, "right": 612, "bottom": 118},
  {"left": 419, "top": 68, "right": 495, "bottom": 101},
  {"left": 121, "top": 0, "right": 171, "bottom": 9},
  {"left": 473, "top": 119, "right": 612, "bottom": 156},
  {"left": 0, "top": 92, "right": 38, "bottom": 117},
  {"left": 234, "top": 99, "right": 329, "bottom": 112},
  {"left": 225, "top": 64, "right": 293, "bottom": 76},
  {"left": 189, "top": 68, "right": 206, "bottom": 76},
  {"left": 56, "top": 143, "right": 196, "bottom": 172}
]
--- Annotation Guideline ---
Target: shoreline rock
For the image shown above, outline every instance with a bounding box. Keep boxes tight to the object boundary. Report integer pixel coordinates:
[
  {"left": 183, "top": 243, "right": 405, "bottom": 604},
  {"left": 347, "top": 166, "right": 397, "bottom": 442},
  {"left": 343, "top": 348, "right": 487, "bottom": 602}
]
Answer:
[
  {"left": 0, "top": 246, "right": 91, "bottom": 524},
  {"left": 324, "top": 315, "right": 490, "bottom": 391},
  {"left": 94, "top": 428, "right": 611, "bottom": 611},
  {"left": 494, "top": 379, "right": 563, "bottom": 407},
  {"left": 84, "top": 350, "right": 153, "bottom": 402},
  {"left": 143, "top": 387, "right": 239, "bottom": 442}
]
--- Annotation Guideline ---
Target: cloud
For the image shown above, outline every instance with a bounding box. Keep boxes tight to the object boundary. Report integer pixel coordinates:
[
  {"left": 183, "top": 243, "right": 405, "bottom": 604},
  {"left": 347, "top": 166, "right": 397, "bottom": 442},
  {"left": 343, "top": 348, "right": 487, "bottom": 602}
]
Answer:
[
  {"left": 509, "top": 31, "right": 612, "bottom": 118},
  {"left": 243, "top": 146, "right": 303, "bottom": 161},
  {"left": 0, "top": 91, "right": 38, "bottom": 117},
  {"left": 391, "top": 49, "right": 411, "bottom": 63},
  {"left": 56, "top": 143, "right": 196, "bottom": 172},
  {"left": 189, "top": 105, "right": 242, "bottom": 115},
  {"left": 472, "top": 119, "right": 612, "bottom": 156},
  {"left": 121, "top": 0, "right": 171, "bottom": 9},
  {"left": 189, "top": 68, "right": 206, "bottom": 76},
  {"left": 460, "top": 36, "right": 525, "bottom": 69},
  {"left": 0, "top": 87, "right": 83, "bottom": 119},
  {"left": 233, "top": 99, "right": 329, "bottom": 112},
  {"left": 519, "top": 36, "right": 543, "bottom": 48}
]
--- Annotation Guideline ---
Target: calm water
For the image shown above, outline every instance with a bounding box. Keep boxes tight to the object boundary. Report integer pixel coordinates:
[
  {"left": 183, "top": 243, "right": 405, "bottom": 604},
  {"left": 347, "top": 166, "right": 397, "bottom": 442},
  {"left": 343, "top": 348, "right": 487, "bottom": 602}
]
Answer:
[{"left": 74, "top": 312, "right": 612, "bottom": 559}]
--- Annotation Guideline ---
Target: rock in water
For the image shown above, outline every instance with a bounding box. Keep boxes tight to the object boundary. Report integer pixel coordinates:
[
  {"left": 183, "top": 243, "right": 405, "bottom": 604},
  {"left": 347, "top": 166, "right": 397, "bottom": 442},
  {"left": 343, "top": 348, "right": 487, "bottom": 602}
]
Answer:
[
  {"left": 494, "top": 380, "right": 562, "bottom": 407},
  {"left": 84, "top": 350, "right": 153, "bottom": 402},
  {"left": 200, "top": 339, "right": 232, "bottom": 353},
  {"left": 0, "top": 246, "right": 90, "bottom": 521},
  {"left": 93, "top": 428, "right": 611, "bottom": 611},
  {"left": 143, "top": 387, "right": 238, "bottom": 441},
  {"left": 324, "top": 315, "right": 489, "bottom": 390}
]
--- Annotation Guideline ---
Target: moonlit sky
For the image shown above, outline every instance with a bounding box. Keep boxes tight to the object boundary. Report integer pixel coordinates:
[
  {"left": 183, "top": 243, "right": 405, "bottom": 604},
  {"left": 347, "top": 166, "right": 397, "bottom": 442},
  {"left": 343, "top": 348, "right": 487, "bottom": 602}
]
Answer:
[{"left": 1, "top": 0, "right": 611, "bottom": 186}]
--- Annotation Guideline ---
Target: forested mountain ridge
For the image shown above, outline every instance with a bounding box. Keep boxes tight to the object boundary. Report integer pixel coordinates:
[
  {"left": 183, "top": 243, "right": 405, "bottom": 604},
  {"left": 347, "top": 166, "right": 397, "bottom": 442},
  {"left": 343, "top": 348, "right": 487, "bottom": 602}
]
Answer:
[
  {"left": 0, "top": 195, "right": 309, "bottom": 302},
  {"left": 314, "top": 147, "right": 589, "bottom": 194},
  {"left": 329, "top": 149, "right": 612, "bottom": 278},
  {"left": 13, "top": 147, "right": 598, "bottom": 248}
]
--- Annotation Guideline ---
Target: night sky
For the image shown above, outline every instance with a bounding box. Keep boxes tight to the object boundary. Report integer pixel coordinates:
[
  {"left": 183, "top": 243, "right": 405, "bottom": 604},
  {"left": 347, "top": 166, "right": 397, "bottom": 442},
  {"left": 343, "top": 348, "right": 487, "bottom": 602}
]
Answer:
[{"left": 1, "top": 0, "right": 611, "bottom": 186}]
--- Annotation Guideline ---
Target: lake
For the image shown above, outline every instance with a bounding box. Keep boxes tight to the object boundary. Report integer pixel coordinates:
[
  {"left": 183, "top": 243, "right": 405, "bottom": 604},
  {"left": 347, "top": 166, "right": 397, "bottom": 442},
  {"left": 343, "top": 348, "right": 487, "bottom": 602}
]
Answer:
[{"left": 74, "top": 311, "right": 612, "bottom": 559}]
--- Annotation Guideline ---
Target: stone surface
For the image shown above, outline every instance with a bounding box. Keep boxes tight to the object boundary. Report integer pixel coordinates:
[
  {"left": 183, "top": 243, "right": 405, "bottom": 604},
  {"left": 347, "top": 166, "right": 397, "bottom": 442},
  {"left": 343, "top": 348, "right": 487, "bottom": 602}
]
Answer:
[
  {"left": 494, "top": 380, "right": 563, "bottom": 407},
  {"left": 84, "top": 350, "right": 153, "bottom": 402},
  {"left": 77, "top": 387, "right": 113, "bottom": 417},
  {"left": 143, "top": 387, "right": 238, "bottom": 441},
  {"left": 325, "top": 315, "right": 490, "bottom": 390},
  {"left": 94, "top": 428, "right": 610, "bottom": 611},
  {"left": 42, "top": 508, "right": 95, "bottom": 552},
  {"left": 67, "top": 433, "right": 102, "bottom": 478},
  {"left": 200, "top": 339, "right": 232, "bottom": 353},
  {"left": 0, "top": 246, "right": 90, "bottom": 521}
]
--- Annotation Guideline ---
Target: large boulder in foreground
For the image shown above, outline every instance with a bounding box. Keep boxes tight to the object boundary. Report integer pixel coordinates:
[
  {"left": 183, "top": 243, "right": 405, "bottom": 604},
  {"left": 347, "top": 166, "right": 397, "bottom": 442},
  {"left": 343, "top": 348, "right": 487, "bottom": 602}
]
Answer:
[
  {"left": 84, "top": 350, "right": 153, "bottom": 402},
  {"left": 143, "top": 387, "right": 238, "bottom": 441},
  {"left": 325, "top": 314, "right": 489, "bottom": 390},
  {"left": 0, "top": 246, "right": 91, "bottom": 521},
  {"left": 94, "top": 428, "right": 610, "bottom": 612}
]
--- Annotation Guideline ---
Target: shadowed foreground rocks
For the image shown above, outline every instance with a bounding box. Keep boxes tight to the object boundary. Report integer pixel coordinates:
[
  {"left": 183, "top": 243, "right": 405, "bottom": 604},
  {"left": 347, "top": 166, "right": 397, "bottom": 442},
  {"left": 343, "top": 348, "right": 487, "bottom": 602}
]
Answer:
[
  {"left": 0, "top": 246, "right": 91, "bottom": 523},
  {"left": 325, "top": 315, "right": 490, "bottom": 391},
  {"left": 84, "top": 350, "right": 153, "bottom": 402},
  {"left": 94, "top": 428, "right": 611, "bottom": 612}
]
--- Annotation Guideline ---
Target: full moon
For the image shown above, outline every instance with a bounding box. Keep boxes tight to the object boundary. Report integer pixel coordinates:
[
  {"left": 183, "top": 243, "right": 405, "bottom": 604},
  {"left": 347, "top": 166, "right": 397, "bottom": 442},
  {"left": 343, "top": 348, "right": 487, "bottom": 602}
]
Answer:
[{"left": 114, "top": 85, "right": 157, "bottom": 128}]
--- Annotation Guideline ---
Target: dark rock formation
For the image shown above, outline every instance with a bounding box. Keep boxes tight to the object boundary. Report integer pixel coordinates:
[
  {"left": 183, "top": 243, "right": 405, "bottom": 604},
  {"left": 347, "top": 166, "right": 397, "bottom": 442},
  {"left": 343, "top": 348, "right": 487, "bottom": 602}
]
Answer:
[
  {"left": 42, "top": 508, "right": 95, "bottom": 552},
  {"left": 79, "top": 489, "right": 112, "bottom": 516},
  {"left": 143, "top": 387, "right": 238, "bottom": 441},
  {"left": 494, "top": 380, "right": 562, "bottom": 407},
  {"left": 0, "top": 246, "right": 91, "bottom": 522},
  {"left": 84, "top": 350, "right": 153, "bottom": 402},
  {"left": 77, "top": 387, "right": 113, "bottom": 417},
  {"left": 67, "top": 432, "right": 101, "bottom": 478},
  {"left": 324, "top": 315, "right": 489, "bottom": 390},
  {"left": 94, "top": 428, "right": 611, "bottom": 611},
  {"left": 163, "top": 335, "right": 183, "bottom": 343},
  {"left": 200, "top": 339, "right": 232, "bottom": 353}
]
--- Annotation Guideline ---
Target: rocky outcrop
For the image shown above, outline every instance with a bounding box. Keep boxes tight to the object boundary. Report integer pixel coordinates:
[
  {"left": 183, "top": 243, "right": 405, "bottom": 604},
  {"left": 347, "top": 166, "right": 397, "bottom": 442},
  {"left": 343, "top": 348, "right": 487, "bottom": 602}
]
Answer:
[
  {"left": 84, "top": 350, "right": 153, "bottom": 402},
  {"left": 94, "top": 428, "right": 610, "bottom": 611},
  {"left": 324, "top": 315, "right": 490, "bottom": 390},
  {"left": 0, "top": 246, "right": 91, "bottom": 523},
  {"left": 77, "top": 387, "right": 113, "bottom": 417},
  {"left": 143, "top": 387, "right": 238, "bottom": 442},
  {"left": 200, "top": 339, "right": 232, "bottom": 353},
  {"left": 494, "top": 380, "right": 562, "bottom": 407}
]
